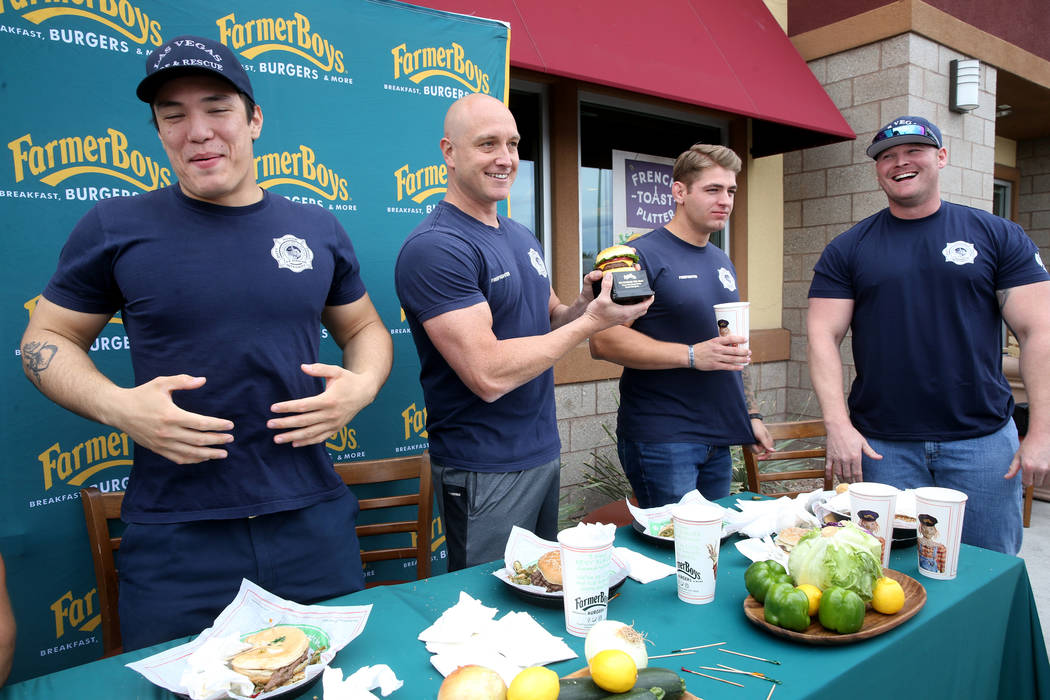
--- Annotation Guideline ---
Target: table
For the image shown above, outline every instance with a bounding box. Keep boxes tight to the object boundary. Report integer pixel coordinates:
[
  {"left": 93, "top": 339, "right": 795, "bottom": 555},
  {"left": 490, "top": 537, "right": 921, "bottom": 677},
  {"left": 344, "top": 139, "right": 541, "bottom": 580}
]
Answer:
[{"left": 3, "top": 493, "right": 1048, "bottom": 699}]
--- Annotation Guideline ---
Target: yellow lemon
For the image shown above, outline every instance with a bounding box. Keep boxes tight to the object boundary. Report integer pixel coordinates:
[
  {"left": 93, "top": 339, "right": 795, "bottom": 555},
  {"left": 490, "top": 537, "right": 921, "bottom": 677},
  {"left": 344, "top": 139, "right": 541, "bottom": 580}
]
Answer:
[
  {"left": 797, "top": 584, "right": 822, "bottom": 616},
  {"left": 589, "top": 649, "right": 637, "bottom": 693},
  {"left": 871, "top": 577, "right": 906, "bottom": 614},
  {"left": 507, "top": 666, "right": 560, "bottom": 700}
]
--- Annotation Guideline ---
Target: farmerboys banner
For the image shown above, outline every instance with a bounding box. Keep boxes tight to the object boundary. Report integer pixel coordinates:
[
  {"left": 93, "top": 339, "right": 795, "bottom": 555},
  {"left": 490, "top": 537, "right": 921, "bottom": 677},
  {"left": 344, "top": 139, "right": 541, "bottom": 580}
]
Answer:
[{"left": 0, "top": 0, "right": 508, "bottom": 681}]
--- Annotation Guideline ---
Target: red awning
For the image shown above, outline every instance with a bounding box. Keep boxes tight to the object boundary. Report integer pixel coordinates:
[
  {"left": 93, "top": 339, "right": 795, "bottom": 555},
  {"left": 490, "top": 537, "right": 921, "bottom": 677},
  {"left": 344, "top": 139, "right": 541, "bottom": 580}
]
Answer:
[{"left": 415, "top": 0, "right": 855, "bottom": 156}]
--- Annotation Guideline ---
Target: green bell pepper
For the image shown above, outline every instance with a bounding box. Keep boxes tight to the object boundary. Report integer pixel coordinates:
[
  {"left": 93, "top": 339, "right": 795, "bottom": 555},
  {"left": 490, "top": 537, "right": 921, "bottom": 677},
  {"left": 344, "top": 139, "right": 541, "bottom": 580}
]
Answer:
[
  {"left": 744, "top": 559, "right": 794, "bottom": 603},
  {"left": 763, "top": 582, "right": 811, "bottom": 632},
  {"left": 818, "top": 586, "right": 866, "bottom": 634}
]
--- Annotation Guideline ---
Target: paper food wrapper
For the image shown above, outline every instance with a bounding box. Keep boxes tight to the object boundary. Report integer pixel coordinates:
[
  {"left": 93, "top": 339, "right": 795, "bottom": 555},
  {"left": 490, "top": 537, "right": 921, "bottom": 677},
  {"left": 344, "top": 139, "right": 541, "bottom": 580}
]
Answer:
[
  {"left": 822, "top": 488, "right": 918, "bottom": 529},
  {"left": 626, "top": 490, "right": 726, "bottom": 539},
  {"left": 492, "top": 525, "right": 627, "bottom": 592},
  {"left": 722, "top": 492, "right": 820, "bottom": 538},
  {"left": 127, "top": 579, "right": 372, "bottom": 700}
]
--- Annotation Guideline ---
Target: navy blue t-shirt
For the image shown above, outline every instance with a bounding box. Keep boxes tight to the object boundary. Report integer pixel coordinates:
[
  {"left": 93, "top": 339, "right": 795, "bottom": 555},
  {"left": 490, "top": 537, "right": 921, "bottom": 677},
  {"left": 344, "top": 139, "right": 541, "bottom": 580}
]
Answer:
[
  {"left": 809, "top": 201, "right": 1049, "bottom": 440},
  {"left": 617, "top": 228, "right": 755, "bottom": 446},
  {"left": 43, "top": 186, "right": 366, "bottom": 522},
  {"left": 394, "top": 201, "right": 560, "bottom": 471}
]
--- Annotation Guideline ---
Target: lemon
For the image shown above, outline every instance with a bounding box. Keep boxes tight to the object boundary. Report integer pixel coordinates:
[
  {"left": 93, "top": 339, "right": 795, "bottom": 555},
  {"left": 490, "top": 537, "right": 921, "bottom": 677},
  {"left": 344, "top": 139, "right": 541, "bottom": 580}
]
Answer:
[
  {"left": 871, "top": 577, "right": 905, "bottom": 614},
  {"left": 589, "top": 649, "right": 637, "bottom": 693},
  {"left": 797, "top": 583, "right": 822, "bottom": 616},
  {"left": 507, "top": 666, "right": 560, "bottom": 700}
]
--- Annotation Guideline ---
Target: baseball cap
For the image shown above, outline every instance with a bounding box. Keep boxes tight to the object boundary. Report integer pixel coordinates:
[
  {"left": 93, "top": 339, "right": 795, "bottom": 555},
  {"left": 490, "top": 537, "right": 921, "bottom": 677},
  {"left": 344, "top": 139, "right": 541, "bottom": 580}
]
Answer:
[
  {"left": 865, "top": 116, "right": 943, "bottom": 159},
  {"left": 137, "top": 35, "right": 254, "bottom": 103}
]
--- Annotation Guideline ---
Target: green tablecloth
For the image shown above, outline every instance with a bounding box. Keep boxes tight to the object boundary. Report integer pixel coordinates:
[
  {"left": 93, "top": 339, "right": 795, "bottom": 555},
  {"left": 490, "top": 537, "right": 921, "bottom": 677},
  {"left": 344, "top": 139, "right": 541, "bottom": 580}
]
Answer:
[{"left": 4, "top": 493, "right": 1048, "bottom": 699}]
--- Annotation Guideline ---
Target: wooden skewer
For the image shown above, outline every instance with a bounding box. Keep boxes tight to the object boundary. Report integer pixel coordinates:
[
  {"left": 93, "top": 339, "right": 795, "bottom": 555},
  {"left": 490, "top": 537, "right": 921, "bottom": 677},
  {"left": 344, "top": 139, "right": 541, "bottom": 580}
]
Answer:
[
  {"left": 719, "top": 648, "right": 781, "bottom": 665},
  {"left": 680, "top": 667, "right": 745, "bottom": 688},
  {"left": 766, "top": 683, "right": 776, "bottom": 700},
  {"left": 714, "top": 664, "right": 782, "bottom": 684},
  {"left": 648, "top": 651, "right": 696, "bottom": 659},
  {"left": 671, "top": 641, "right": 726, "bottom": 653}
]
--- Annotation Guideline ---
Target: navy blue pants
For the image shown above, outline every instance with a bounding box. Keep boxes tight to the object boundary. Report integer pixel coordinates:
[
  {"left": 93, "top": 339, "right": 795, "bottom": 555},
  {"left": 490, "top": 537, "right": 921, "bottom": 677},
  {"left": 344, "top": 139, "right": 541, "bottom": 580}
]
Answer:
[{"left": 117, "top": 490, "right": 364, "bottom": 651}]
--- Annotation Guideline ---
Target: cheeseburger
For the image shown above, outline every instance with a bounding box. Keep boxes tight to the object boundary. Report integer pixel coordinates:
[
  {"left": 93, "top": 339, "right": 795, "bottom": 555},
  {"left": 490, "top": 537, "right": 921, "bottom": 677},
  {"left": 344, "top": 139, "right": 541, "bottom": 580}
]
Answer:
[
  {"left": 594, "top": 244, "right": 639, "bottom": 273},
  {"left": 230, "top": 626, "right": 312, "bottom": 693},
  {"left": 532, "top": 550, "right": 563, "bottom": 592}
]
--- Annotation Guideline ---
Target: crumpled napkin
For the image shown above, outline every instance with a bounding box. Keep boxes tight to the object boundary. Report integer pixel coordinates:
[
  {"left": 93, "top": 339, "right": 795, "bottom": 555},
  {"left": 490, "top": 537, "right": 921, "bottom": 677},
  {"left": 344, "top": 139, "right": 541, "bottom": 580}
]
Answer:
[
  {"left": 321, "top": 664, "right": 402, "bottom": 699},
  {"left": 722, "top": 492, "right": 820, "bottom": 538},
  {"left": 613, "top": 546, "right": 675, "bottom": 583},
  {"left": 418, "top": 592, "right": 576, "bottom": 686},
  {"left": 734, "top": 535, "right": 790, "bottom": 568},
  {"left": 177, "top": 635, "right": 254, "bottom": 700}
]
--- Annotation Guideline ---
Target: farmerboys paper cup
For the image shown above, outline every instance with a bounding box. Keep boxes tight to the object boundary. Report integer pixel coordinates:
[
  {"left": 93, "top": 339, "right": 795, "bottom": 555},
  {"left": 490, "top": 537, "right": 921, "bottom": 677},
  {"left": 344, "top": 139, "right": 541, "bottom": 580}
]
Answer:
[
  {"left": 557, "top": 523, "right": 615, "bottom": 636},
  {"left": 913, "top": 487, "right": 968, "bottom": 580},
  {"left": 713, "top": 301, "right": 750, "bottom": 349},
  {"left": 848, "top": 482, "right": 898, "bottom": 567},
  {"left": 671, "top": 503, "right": 724, "bottom": 605}
]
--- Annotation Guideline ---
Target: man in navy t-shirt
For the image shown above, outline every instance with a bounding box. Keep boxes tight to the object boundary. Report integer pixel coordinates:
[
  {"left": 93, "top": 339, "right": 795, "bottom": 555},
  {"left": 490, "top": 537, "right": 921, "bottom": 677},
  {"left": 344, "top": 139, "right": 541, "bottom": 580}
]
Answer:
[
  {"left": 19, "top": 36, "right": 393, "bottom": 649},
  {"left": 395, "top": 94, "right": 651, "bottom": 570},
  {"left": 590, "top": 144, "right": 773, "bottom": 506},
  {"left": 808, "top": 116, "right": 1050, "bottom": 554}
]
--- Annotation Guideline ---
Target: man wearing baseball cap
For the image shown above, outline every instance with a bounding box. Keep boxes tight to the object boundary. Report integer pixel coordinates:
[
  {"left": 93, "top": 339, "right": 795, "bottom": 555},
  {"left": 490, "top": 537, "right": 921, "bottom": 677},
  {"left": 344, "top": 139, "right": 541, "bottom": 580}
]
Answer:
[
  {"left": 20, "top": 35, "right": 392, "bottom": 649},
  {"left": 806, "top": 115, "right": 1050, "bottom": 555}
]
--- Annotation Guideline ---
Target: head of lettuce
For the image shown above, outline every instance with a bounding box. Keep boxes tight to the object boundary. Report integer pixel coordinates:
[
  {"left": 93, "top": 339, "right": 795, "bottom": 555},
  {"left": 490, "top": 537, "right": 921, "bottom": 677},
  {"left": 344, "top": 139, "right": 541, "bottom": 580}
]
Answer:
[{"left": 787, "top": 522, "right": 884, "bottom": 602}]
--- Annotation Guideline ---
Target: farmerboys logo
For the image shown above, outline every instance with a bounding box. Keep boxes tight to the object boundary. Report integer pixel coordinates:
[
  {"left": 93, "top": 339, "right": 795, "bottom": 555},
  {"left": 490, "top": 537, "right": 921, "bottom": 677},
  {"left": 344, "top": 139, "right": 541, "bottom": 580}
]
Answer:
[
  {"left": 8, "top": 128, "right": 171, "bottom": 192},
  {"left": 216, "top": 12, "right": 349, "bottom": 82},
  {"left": 1, "top": 0, "right": 163, "bottom": 46},
  {"left": 387, "top": 41, "right": 490, "bottom": 98},
  {"left": 39, "top": 429, "right": 132, "bottom": 492},
  {"left": 389, "top": 161, "right": 446, "bottom": 214},
  {"left": 255, "top": 145, "right": 353, "bottom": 209}
]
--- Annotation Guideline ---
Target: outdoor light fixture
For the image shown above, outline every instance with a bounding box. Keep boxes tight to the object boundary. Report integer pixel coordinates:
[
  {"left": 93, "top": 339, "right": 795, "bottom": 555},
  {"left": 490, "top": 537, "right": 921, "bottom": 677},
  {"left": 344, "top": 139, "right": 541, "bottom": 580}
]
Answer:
[{"left": 950, "top": 58, "right": 980, "bottom": 112}]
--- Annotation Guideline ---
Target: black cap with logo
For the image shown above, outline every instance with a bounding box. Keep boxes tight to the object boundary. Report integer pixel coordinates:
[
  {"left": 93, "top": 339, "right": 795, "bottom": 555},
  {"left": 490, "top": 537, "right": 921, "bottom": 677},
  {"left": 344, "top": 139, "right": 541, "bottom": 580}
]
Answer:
[
  {"left": 137, "top": 35, "right": 254, "bottom": 103},
  {"left": 866, "top": 116, "right": 943, "bottom": 159}
]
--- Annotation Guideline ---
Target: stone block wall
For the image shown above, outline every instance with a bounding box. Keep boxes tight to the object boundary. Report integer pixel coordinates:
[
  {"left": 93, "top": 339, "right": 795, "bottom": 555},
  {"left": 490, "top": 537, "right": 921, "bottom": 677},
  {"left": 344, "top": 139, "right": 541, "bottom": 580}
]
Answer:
[
  {"left": 1017, "top": 136, "right": 1050, "bottom": 260},
  {"left": 783, "top": 33, "right": 997, "bottom": 417}
]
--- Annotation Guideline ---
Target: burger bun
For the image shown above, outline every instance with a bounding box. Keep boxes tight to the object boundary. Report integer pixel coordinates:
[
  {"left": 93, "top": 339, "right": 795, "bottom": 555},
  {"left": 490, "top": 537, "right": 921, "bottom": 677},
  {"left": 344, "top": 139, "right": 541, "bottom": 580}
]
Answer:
[
  {"left": 537, "top": 550, "right": 563, "bottom": 586},
  {"left": 437, "top": 665, "right": 507, "bottom": 700}
]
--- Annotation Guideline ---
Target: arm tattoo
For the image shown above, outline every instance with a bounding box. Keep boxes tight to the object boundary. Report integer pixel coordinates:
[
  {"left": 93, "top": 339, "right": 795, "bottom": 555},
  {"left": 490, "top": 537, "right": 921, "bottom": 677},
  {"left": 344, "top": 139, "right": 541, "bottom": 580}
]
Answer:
[
  {"left": 21, "top": 340, "right": 58, "bottom": 385},
  {"left": 742, "top": 363, "right": 757, "bottom": 413},
  {"left": 996, "top": 288, "right": 1010, "bottom": 311}
]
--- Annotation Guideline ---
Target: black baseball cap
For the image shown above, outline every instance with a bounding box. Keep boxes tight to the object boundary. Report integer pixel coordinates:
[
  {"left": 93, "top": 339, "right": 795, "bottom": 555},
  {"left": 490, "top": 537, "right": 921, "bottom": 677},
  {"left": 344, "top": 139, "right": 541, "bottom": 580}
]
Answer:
[
  {"left": 137, "top": 35, "right": 254, "bottom": 103},
  {"left": 866, "top": 116, "right": 943, "bottom": 159}
]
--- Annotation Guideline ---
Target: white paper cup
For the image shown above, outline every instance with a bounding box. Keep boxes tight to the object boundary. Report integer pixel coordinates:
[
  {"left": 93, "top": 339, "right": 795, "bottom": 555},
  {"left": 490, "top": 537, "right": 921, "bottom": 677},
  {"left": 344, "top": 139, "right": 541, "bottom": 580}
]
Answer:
[
  {"left": 713, "top": 301, "right": 750, "bottom": 349},
  {"left": 557, "top": 525, "right": 615, "bottom": 636},
  {"left": 913, "top": 487, "right": 968, "bottom": 580},
  {"left": 671, "top": 503, "right": 723, "bottom": 605},
  {"left": 848, "top": 482, "right": 898, "bottom": 567}
]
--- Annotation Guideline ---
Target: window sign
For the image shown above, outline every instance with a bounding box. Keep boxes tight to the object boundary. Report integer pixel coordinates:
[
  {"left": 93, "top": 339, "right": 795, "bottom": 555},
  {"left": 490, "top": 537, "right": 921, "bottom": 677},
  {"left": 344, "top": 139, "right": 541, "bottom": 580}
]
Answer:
[{"left": 613, "top": 149, "right": 675, "bottom": 242}]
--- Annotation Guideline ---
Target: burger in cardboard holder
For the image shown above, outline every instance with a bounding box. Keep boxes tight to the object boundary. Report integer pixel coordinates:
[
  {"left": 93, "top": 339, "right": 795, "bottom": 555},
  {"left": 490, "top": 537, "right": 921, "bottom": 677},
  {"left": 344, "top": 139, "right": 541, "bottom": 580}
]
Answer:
[{"left": 592, "top": 244, "right": 654, "bottom": 305}]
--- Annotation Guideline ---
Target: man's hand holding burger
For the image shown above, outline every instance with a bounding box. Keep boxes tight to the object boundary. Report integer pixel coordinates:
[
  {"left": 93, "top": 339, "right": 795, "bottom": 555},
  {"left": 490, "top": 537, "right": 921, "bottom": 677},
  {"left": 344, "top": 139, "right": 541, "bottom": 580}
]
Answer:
[{"left": 583, "top": 269, "right": 653, "bottom": 329}]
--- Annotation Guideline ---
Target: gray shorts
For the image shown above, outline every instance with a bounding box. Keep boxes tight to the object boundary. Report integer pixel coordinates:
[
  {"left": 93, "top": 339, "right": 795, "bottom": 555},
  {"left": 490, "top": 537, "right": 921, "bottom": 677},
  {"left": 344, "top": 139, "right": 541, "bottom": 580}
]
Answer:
[{"left": 432, "top": 457, "right": 560, "bottom": 571}]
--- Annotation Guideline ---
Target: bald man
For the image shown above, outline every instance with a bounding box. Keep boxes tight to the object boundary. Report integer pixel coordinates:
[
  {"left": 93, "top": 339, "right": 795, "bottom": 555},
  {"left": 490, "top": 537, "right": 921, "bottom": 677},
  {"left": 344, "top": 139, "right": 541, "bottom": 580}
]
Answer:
[{"left": 395, "top": 94, "right": 652, "bottom": 569}]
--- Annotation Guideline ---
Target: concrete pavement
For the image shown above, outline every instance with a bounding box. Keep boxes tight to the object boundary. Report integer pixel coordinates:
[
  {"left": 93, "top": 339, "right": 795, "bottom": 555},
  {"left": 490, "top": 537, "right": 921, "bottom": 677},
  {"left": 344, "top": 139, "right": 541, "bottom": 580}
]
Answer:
[{"left": 1019, "top": 497, "right": 1050, "bottom": 647}]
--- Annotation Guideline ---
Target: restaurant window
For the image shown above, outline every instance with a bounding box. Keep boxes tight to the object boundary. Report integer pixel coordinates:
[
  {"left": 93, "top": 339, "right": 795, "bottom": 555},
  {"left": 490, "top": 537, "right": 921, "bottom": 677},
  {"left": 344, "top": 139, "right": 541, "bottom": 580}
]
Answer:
[
  {"left": 579, "top": 98, "right": 723, "bottom": 275},
  {"left": 508, "top": 85, "right": 551, "bottom": 269}
]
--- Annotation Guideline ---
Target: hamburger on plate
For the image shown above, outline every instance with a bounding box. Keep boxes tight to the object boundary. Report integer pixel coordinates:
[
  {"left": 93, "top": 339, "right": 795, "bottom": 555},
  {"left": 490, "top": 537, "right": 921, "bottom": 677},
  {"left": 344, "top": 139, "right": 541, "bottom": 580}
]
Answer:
[{"left": 229, "top": 625, "right": 314, "bottom": 694}]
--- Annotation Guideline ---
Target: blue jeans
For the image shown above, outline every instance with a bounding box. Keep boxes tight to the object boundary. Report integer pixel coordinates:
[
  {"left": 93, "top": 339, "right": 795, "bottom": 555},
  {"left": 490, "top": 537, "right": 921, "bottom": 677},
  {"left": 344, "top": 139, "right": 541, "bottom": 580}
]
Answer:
[
  {"left": 618, "top": 439, "right": 732, "bottom": 507},
  {"left": 861, "top": 420, "right": 1022, "bottom": 555}
]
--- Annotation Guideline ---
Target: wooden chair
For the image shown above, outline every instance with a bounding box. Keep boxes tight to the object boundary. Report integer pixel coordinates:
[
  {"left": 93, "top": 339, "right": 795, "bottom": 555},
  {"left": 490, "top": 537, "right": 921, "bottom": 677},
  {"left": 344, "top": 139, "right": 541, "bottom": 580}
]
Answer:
[
  {"left": 742, "top": 419, "right": 833, "bottom": 498},
  {"left": 334, "top": 452, "right": 433, "bottom": 586},
  {"left": 79, "top": 487, "right": 124, "bottom": 657}
]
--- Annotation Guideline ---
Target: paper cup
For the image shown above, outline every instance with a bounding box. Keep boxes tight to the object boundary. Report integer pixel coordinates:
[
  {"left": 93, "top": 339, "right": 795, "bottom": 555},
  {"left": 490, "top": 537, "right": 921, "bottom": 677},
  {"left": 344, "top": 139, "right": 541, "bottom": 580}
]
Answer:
[
  {"left": 848, "top": 482, "right": 898, "bottom": 567},
  {"left": 557, "top": 526, "right": 615, "bottom": 636},
  {"left": 713, "top": 301, "right": 749, "bottom": 349},
  {"left": 671, "top": 503, "right": 723, "bottom": 604},
  {"left": 913, "top": 487, "right": 967, "bottom": 580}
]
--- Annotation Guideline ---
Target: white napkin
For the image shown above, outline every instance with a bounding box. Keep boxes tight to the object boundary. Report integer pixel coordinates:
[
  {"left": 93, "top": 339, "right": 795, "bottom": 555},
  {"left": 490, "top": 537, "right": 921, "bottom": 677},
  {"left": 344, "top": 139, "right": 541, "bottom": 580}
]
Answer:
[
  {"left": 321, "top": 665, "right": 402, "bottom": 699},
  {"left": 417, "top": 591, "right": 498, "bottom": 644},
  {"left": 420, "top": 595, "right": 577, "bottom": 686},
  {"left": 723, "top": 493, "right": 819, "bottom": 538},
  {"left": 177, "top": 636, "right": 254, "bottom": 700},
  {"left": 734, "top": 536, "right": 790, "bottom": 568},
  {"left": 613, "top": 546, "right": 676, "bottom": 584}
]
